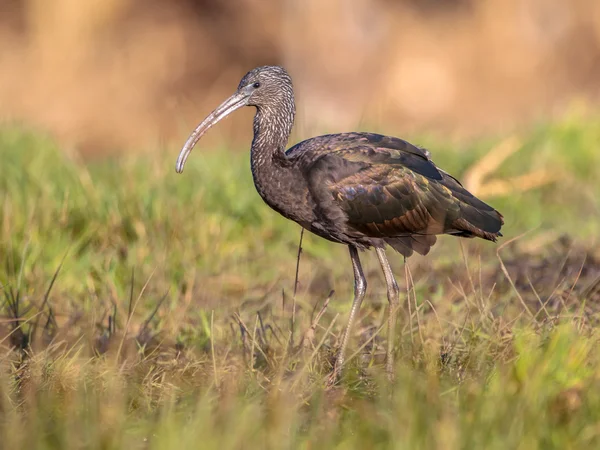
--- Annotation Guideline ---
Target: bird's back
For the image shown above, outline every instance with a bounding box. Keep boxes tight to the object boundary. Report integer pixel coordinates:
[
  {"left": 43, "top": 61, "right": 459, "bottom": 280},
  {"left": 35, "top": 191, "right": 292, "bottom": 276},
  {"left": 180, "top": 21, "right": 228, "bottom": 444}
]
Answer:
[{"left": 287, "top": 132, "right": 504, "bottom": 257}]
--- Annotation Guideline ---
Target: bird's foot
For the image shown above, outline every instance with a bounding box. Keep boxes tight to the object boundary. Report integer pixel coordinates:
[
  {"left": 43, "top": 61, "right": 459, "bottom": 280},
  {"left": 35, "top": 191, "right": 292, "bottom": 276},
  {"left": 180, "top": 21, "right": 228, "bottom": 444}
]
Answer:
[{"left": 325, "top": 363, "right": 342, "bottom": 389}]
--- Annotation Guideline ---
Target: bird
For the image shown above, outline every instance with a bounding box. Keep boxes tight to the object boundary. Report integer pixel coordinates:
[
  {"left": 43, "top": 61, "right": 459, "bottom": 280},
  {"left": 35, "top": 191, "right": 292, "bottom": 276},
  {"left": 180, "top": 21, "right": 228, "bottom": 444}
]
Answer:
[{"left": 175, "top": 65, "right": 504, "bottom": 383}]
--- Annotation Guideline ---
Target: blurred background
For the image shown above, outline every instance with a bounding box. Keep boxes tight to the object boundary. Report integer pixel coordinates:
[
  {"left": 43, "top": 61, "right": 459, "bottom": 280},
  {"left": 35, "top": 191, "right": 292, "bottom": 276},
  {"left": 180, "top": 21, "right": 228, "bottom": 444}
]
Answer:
[{"left": 0, "top": 0, "right": 599, "bottom": 154}]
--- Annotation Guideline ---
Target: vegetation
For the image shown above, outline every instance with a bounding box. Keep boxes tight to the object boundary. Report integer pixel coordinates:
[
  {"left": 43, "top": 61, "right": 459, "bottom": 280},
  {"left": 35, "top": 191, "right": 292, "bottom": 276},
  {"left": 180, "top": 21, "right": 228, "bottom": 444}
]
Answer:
[{"left": 0, "top": 114, "right": 599, "bottom": 449}]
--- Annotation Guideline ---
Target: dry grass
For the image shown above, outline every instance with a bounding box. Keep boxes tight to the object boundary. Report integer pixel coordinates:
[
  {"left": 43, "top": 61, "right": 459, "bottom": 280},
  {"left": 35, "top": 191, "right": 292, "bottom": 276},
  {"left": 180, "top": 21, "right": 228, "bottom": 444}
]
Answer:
[{"left": 0, "top": 115, "right": 599, "bottom": 448}]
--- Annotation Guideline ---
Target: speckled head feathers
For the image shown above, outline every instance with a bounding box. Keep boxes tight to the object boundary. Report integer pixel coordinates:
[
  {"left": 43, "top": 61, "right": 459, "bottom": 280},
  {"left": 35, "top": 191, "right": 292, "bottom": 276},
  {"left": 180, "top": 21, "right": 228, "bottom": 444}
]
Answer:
[{"left": 237, "top": 66, "right": 294, "bottom": 108}]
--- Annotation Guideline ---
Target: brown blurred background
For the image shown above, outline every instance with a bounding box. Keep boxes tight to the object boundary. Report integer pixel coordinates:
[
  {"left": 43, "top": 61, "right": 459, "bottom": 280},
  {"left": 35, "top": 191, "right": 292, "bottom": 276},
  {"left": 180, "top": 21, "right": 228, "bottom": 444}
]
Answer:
[{"left": 0, "top": 0, "right": 599, "bottom": 154}]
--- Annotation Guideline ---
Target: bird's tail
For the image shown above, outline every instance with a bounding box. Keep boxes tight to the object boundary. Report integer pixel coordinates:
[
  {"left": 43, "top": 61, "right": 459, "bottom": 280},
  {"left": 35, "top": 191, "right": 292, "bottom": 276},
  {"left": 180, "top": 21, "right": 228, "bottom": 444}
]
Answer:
[
  {"left": 440, "top": 172, "right": 504, "bottom": 241},
  {"left": 450, "top": 211, "right": 504, "bottom": 241}
]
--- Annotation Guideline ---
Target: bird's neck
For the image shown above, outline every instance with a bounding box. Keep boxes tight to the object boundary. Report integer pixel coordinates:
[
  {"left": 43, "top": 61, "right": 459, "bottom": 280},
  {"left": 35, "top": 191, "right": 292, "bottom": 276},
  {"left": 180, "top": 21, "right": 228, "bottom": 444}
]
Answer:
[
  {"left": 249, "top": 100, "right": 311, "bottom": 224},
  {"left": 250, "top": 101, "right": 295, "bottom": 191}
]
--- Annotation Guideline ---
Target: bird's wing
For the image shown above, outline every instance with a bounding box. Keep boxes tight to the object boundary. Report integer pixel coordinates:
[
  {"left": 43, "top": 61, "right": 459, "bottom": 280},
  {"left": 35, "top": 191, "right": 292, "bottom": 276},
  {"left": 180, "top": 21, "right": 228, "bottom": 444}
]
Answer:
[
  {"left": 302, "top": 134, "right": 503, "bottom": 254},
  {"left": 327, "top": 163, "right": 458, "bottom": 237},
  {"left": 286, "top": 132, "right": 432, "bottom": 161}
]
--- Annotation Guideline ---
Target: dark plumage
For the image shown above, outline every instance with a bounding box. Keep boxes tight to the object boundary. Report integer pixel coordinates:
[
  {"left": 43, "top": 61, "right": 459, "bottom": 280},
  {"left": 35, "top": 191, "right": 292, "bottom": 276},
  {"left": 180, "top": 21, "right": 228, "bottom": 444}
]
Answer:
[{"left": 176, "top": 65, "right": 504, "bottom": 383}]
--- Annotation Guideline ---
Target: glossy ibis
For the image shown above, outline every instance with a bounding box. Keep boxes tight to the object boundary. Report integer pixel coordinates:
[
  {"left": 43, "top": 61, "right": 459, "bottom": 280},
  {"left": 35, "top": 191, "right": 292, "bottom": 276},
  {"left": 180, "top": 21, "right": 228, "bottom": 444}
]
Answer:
[{"left": 175, "top": 66, "right": 504, "bottom": 382}]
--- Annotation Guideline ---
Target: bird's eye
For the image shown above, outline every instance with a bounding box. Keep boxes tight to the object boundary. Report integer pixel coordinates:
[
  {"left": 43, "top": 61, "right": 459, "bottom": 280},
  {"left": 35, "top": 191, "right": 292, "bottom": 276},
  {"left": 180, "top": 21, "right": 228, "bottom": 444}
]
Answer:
[{"left": 253, "top": 82, "right": 261, "bottom": 89}]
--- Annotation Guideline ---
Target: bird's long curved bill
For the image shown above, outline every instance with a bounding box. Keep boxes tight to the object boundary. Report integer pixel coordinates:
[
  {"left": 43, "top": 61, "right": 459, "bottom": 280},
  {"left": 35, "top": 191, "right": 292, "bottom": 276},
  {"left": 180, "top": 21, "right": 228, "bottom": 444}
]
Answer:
[{"left": 175, "top": 92, "right": 248, "bottom": 173}]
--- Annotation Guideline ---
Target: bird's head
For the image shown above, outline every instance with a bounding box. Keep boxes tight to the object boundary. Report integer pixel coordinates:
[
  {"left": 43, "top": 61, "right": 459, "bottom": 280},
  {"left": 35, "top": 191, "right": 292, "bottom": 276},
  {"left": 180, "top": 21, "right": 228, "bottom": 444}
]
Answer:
[
  {"left": 238, "top": 65, "right": 293, "bottom": 107},
  {"left": 176, "top": 65, "right": 293, "bottom": 173}
]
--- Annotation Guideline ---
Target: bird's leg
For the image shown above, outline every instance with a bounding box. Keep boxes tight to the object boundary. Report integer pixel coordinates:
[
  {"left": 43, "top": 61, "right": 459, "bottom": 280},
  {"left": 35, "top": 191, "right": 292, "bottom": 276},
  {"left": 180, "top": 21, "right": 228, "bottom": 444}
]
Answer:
[
  {"left": 330, "top": 245, "right": 367, "bottom": 384},
  {"left": 375, "top": 247, "right": 400, "bottom": 382}
]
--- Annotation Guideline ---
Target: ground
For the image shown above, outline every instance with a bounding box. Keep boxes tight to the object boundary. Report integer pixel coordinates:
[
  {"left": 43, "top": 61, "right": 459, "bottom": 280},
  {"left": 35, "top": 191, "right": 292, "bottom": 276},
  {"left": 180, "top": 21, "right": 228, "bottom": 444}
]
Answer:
[{"left": 0, "top": 113, "right": 599, "bottom": 449}]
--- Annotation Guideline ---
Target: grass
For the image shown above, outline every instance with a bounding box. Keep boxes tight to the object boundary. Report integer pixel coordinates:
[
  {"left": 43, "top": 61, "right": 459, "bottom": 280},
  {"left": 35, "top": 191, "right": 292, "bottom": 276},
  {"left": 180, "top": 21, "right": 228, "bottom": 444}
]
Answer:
[{"left": 0, "top": 113, "right": 600, "bottom": 449}]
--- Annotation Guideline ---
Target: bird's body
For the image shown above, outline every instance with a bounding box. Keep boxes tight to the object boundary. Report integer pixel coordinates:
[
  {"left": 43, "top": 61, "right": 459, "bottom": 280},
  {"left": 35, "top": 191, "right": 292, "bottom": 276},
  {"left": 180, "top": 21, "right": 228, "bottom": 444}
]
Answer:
[
  {"left": 255, "top": 131, "right": 502, "bottom": 256},
  {"left": 176, "top": 65, "right": 504, "bottom": 383}
]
